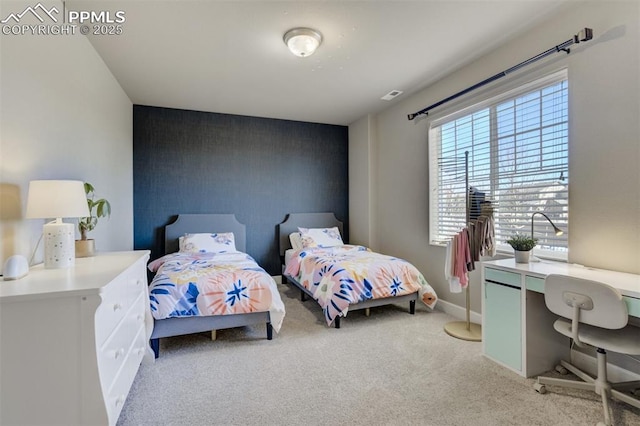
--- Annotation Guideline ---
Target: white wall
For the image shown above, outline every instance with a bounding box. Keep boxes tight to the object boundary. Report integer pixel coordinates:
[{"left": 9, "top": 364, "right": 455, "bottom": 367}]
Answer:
[
  {"left": 0, "top": 4, "right": 133, "bottom": 270},
  {"left": 350, "top": 1, "right": 640, "bottom": 314},
  {"left": 348, "top": 114, "right": 375, "bottom": 247}
]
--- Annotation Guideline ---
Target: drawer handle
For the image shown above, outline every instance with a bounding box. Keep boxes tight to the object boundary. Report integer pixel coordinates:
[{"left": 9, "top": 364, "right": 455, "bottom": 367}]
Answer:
[
  {"left": 135, "top": 347, "right": 145, "bottom": 356},
  {"left": 113, "top": 348, "right": 125, "bottom": 359},
  {"left": 113, "top": 303, "right": 123, "bottom": 312}
]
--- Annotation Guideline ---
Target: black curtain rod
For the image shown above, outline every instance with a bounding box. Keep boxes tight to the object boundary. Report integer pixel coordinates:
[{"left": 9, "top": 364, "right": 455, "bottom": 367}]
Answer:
[{"left": 407, "top": 28, "right": 593, "bottom": 121}]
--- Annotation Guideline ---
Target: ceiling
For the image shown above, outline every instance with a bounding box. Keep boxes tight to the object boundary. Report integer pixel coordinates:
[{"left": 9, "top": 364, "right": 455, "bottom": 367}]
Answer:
[{"left": 74, "top": 1, "right": 569, "bottom": 126}]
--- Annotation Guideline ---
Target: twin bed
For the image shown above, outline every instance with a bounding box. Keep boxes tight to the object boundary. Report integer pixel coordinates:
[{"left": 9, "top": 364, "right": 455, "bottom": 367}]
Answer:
[
  {"left": 147, "top": 213, "right": 437, "bottom": 357},
  {"left": 148, "top": 214, "right": 285, "bottom": 358},
  {"left": 278, "top": 213, "right": 437, "bottom": 328}
]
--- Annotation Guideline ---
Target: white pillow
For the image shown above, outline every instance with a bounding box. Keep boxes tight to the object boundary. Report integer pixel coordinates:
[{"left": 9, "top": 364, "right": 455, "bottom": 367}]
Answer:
[
  {"left": 289, "top": 232, "right": 303, "bottom": 251},
  {"left": 298, "top": 227, "right": 344, "bottom": 248},
  {"left": 179, "top": 232, "right": 237, "bottom": 253}
]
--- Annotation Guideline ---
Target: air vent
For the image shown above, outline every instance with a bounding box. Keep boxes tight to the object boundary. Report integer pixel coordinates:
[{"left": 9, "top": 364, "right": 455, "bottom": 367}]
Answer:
[{"left": 381, "top": 90, "right": 403, "bottom": 101}]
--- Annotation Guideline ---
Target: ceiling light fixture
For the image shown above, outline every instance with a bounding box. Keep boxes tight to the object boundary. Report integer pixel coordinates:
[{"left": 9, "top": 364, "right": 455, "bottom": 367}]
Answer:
[{"left": 283, "top": 28, "right": 322, "bottom": 58}]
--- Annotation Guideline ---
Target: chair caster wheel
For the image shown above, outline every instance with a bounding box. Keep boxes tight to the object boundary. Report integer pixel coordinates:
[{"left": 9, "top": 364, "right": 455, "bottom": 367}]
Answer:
[
  {"left": 555, "top": 365, "right": 568, "bottom": 375},
  {"left": 533, "top": 383, "right": 547, "bottom": 394}
]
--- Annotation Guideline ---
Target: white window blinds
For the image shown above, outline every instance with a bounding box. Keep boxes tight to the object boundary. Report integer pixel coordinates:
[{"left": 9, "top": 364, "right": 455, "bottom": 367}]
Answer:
[{"left": 429, "top": 70, "right": 568, "bottom": 259}]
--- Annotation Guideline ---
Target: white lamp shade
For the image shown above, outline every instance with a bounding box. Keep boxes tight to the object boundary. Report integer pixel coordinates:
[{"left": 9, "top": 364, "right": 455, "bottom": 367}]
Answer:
[
  {"left": 284, "top": 28, "right": 322, "bottom": 57},
  {"left": 25, "top": 180, "right": 90, "bottom": 219}
]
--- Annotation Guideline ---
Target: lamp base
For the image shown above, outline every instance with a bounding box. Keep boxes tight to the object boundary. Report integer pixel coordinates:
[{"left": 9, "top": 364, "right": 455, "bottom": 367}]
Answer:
[{"left": 43, "top": 221, "right": 75, "bottom": 269}]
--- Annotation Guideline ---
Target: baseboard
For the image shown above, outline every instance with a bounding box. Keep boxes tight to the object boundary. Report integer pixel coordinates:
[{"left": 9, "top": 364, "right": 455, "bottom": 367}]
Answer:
[
  {"left": 272, "top": 274, "right": 283, "bottom": 285},
  {"left": 435, "top": 299, "right": 482, "bottom": 325}
]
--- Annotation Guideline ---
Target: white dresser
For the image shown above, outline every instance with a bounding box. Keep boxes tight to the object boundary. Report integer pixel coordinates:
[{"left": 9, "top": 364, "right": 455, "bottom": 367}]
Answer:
[{"left": 0, "top": 250, "right": 152, "bottom": 426}]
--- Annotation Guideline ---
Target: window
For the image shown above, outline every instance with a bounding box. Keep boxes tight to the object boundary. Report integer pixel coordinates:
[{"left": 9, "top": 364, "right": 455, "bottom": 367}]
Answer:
[{"left": 429, "top": 70, "right": 568, "bottom": 259}]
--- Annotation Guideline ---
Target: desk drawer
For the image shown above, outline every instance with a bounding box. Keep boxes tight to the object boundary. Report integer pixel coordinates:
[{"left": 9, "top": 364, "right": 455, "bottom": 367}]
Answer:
[
  {"left": 525, "top": 276, "right": 545, "bottom": 293},
  {"left": 485, "top": 268, "right": 521, "bottom": 288},
  {"left": 624, "top": 296, "right": 640, "bottom": 318}
]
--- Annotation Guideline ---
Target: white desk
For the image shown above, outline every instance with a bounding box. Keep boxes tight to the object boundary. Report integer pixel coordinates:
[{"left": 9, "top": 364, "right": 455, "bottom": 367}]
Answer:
[{"left": 481, "top": 259, "right": 640, "bottom": 378}]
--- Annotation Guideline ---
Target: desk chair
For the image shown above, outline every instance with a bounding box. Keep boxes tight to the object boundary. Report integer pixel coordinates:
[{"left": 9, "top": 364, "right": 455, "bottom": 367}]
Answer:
[{"left": 533, "top": 274, "right": 640, "bottom": 425}]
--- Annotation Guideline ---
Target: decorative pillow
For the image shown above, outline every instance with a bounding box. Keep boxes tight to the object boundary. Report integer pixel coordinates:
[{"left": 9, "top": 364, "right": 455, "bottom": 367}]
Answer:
[
  {"left": 289, "top": 232, "right": 303, "bottom": 251},
  {"left": 179, "top": 232, "right": 237, "bottom": 253},
  {"left": 298, "top": 227, "right": 343, "bottom": 248}
]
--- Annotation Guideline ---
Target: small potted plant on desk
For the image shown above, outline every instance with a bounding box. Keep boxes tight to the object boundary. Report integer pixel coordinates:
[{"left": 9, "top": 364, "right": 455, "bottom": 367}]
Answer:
[
  {"left": 506, "top": 233, "right": 538, "bottom": 264},
  {"left": 75, "top": 182, "right": 111, "bottom": 258}
]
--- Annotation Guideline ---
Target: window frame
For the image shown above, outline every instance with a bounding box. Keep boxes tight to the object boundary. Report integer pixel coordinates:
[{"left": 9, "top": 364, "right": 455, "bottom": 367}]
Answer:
[{"left": 428, "top": 69, "right": 569, "bottom": 260}]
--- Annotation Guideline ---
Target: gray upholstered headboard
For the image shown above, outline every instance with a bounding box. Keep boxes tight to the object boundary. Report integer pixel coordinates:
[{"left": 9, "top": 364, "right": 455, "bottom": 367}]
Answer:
[
  {"left": 277, "top": 212, "right": 344, "bottom": 256},
  {"left": 165, "top": 214, "right": 247, "bottom": 254}
]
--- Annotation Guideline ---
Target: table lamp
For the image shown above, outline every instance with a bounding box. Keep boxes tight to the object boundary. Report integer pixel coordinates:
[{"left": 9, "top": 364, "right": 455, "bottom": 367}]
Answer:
[{"left": 25, "top": 180, "right": 90, "bottom": 269}]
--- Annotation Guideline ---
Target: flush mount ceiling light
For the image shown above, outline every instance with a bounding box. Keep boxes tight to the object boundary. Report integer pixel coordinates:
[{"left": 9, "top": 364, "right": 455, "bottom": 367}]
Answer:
[{"left": 283, "top": 28, "right": 322, "bottom": 57}]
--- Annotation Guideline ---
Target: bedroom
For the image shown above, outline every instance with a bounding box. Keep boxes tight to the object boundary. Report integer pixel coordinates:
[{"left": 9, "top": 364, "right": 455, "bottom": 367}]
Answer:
[{"left": 1, "top": 0, "right": 639, "bottom": 425}]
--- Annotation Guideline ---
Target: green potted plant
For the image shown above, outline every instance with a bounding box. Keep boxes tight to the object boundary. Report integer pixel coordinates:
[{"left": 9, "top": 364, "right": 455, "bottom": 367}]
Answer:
[
  {"left": 75, "top": 182, "right": 111, "bottom": 258},
  {"left": 506, "top": 233, "right": 538, "bottom": 263}
]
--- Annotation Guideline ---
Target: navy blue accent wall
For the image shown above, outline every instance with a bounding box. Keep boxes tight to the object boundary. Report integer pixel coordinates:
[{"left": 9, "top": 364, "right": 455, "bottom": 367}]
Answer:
[{"left": 133, "top": 105, "right": 348, "bottom": 274}]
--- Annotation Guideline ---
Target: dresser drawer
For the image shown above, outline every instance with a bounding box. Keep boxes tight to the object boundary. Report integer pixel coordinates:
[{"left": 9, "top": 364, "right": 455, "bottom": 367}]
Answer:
[
  {"left": 120, "top": 261, "right": 147, "bottom": 309},
  {"left": 104, "top": 325, "right": 147, "bottom": 425},
  {"left": 95, "top": 263, "right": 147, "bottom": 345},
  {"left": 98, "top": 291, "right": 146, "bottom": 391}
]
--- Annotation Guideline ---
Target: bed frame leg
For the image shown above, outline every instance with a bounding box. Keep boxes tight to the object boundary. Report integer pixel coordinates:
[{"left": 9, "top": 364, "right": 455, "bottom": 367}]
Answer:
[
  {"left": 266, "top": 322, "right": 273, "bottom": 340},
  {"left": 410, "top": 300, "right": 416, "bottom": 315},
  {"left": 334, "top": 316, "right": 341, "bottom": 329},
  {"left": 300, "top": 290, "right": 307, "bottom": 302},
  {"left": 150, "top": 338, "right": 160, "bottom": 359}
]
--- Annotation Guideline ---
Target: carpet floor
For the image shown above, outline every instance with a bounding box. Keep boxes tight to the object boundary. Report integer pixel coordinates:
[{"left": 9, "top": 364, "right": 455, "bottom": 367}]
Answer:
[{"left": 118, "top": 283, "right": 640, "bottom": 425}]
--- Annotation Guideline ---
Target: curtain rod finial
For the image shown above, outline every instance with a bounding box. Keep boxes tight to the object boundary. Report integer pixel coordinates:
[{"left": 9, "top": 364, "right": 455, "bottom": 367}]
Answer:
[{"left": 575, "top": 28, "right": 593, "bottom": 43}]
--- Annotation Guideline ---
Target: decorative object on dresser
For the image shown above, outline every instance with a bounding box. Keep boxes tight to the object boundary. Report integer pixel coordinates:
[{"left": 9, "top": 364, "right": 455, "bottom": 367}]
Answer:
[
  {"left": 25, "top": 180, "right": 90, "bottom": 269},
  {"left": 2, "top": 255, "right": 29, "bottom": 280},
  {"left": 0, "top": 251, "right": 152, "bottom": 426},
  {"left": 76, "top": 182, "right": 111, "bottom": 258},
  {"left": 505, "top": 233, "right": 538, "bottom": 264}
]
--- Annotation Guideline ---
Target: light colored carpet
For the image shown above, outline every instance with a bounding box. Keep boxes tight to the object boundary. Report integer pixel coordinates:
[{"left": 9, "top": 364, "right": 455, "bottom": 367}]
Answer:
[{"left": 118, "top": 283, "right": 640, "bottom": 426}]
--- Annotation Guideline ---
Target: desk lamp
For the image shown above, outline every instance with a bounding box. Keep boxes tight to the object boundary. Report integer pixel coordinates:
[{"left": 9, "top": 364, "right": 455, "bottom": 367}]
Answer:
[
  {"left": 25, "top": 180, "right": 90, "bottom": 269},
  {"left": 531, "top": 211, "right": 564, "bottom": 239}
]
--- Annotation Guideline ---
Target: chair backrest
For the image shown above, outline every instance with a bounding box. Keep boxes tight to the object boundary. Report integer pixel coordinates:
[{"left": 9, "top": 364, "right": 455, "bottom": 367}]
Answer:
[{"left": 544, "top": 274, "right": 628, "bottom": 330}]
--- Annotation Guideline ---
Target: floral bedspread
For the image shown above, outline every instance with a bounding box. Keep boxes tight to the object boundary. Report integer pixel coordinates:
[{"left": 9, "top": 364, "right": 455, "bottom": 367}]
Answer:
[
  {"left": 148, "top": 252, "right": 285, "bottom": 332},
  {"left": 284, "top": 245, "right": 437, "bottom": 326}
]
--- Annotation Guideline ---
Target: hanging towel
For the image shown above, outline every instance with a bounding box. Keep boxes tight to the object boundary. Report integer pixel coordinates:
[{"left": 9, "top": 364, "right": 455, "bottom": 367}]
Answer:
[
  {"left": 453, "top": 229, "right": 471, "bottom": 287},
  {"left": 445, "top": 239, "right": 462, "bottom": 293}
]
